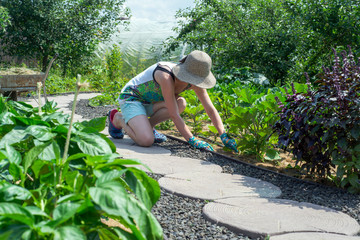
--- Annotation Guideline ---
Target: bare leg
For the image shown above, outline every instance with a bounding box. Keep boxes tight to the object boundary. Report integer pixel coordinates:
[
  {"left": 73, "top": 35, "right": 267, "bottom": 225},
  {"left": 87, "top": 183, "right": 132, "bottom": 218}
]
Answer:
[
  {"left": 149, "top": 97, "right": 186, "bottom": 127},
  {"left": 113, "top": 112, "right": 154, "bottom": 147},
  {"left": 111, "top": 97, "right": 186, "bottom": 147}
]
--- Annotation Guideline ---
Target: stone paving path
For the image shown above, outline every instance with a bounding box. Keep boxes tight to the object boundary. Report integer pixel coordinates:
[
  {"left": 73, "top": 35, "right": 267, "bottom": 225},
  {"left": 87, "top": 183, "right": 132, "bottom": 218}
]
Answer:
[{"left": 25, "top": 93, "right": 360, "bottom": 240}]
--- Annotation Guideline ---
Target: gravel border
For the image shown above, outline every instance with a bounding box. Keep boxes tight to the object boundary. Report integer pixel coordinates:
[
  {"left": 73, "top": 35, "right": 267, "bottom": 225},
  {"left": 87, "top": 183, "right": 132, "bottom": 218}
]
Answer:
[{"left": 74, "top": 99, "right": 360, "bottom": 239}]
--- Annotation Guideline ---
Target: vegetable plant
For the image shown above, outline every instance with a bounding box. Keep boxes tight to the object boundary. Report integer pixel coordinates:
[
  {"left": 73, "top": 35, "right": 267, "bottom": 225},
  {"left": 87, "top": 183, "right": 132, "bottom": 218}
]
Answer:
[
  {"left": 181, "top": 91, "right": 207, "bottom": 136},
  {"left": 227, "top": 87, "right": 280, "bottom": 161},
  {"left": 0, "top": 89, "right": 163, "bottom": 238}
]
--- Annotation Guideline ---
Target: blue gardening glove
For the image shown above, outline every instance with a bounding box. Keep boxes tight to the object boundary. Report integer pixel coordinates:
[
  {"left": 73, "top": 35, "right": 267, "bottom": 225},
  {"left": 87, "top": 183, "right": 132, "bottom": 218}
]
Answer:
[
  {"left": 220, "top": 133, "right": 238, "bottom": 152},
  {"left": 188, "top": 136, "right": 214, "bottom": 151}
]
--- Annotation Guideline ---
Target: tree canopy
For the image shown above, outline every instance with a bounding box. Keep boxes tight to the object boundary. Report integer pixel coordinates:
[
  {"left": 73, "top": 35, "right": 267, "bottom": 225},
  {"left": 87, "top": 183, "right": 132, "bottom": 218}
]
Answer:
[
  {"left": 0, "top": 6, "right": 9, "bottom": 32},
  {"left": 165, "top": 0, "right": 360, "bottom": 85},
  {"left": 0, "top": 0, "right": 130, "bottom": 72}
]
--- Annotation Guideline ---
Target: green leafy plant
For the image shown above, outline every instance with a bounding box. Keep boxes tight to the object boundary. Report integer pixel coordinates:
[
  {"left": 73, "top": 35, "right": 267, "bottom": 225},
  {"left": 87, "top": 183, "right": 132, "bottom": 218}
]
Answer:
[
  {"left": 106, "top": 44, "right": 124, "bottom": 82},
  {"left": 181, "top": 91, "right": 207, "bottom": 136},
  {"left": 157, "top": 120, "right": 174, "bottom": 131},
  {"left": 165, "top": 0, "right": 360, "bottom": 85},
  {"left": 88, "top": 46, "right": 128, "bottom": 106},
  {"left": 273, "top": 47, "right": 360, "bottom": 192},
  {"left": 227, "top": 87, "right": 281, "bottom": 161},
  {"left": 0, "top": 6, "right": 10, "bottom": 32},
  {"left": 0, "top": 84, "right": 163, "bottom": 238},
  {"left": 0, "top": 0, "right": 130, "bottom": 72},
  {"left": 165, "top": 0, "right": 299, "bottom": 85}
]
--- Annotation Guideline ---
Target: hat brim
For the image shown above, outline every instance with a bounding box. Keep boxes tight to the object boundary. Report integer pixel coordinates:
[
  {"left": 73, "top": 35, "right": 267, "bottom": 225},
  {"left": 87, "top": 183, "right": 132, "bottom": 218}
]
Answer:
[{"left": 173, "top": 63, "right": 216, "bottom": 89}]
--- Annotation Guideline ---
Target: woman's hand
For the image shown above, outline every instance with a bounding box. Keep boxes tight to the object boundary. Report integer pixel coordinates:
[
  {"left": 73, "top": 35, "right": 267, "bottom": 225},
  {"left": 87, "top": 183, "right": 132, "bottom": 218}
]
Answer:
[
  {"left": 220, "top": 133, "right": 238, "bottom": 152},
  {"left": 188, "top": 136, "right": 214, "bottom": 151}
]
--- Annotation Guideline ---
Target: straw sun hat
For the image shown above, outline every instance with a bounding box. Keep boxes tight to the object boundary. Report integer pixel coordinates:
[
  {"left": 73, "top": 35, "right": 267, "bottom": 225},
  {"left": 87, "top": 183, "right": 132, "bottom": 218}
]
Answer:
[{"left": 172, "top": 50, "right": 216, "bottom": 89}]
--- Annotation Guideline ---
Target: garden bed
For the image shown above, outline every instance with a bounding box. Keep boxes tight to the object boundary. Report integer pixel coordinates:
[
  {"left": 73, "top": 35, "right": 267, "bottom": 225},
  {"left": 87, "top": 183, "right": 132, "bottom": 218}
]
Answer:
[
  {"left": 74, "top": 98, "right": 360, "bottom": 239},
  {"left": 0, "top": 67, "right": 44, "bottom": 100}
]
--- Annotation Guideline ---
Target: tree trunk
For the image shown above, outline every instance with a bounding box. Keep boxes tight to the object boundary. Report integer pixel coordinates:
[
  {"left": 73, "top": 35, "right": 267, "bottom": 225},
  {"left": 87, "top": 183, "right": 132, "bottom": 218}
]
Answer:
[{"left": 42, "top": 55, "right": 48, "bottom": 72}]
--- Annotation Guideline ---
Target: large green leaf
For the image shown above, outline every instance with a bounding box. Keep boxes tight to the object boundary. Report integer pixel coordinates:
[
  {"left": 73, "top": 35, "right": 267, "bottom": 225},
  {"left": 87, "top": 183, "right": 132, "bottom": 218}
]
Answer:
[
  {"left": 38, "top": 141, "right": 61, "bottom": 161},
  {"left": 25, "top": 206, "right": 50, "bottom": 218},
  {"left": 81, "top": 153, "right": 119, "bottom": 167},
  {"left": 90, "top": 181, "right": 163, "bottom": 240},
  {"left": 98, "top": 227, "right": 128, "bottom": 240},
  {"left": 90, "top": 182, "right": 145, "bottom": 239},
  {"left": 13, "top": 117, "right": 51, "bottom": 127},
  {"left": 25, "top": 125, "right": 56, "bottom": 141},
  {"left": 3, "top": 144, "right": 21, "bottom": 164},
  {"left": 42, "top": 112, "right": 69, "bottom": 125},
  {"left": 24, "top": 142, "right": 52, "bottom": 173},
  {"left": 73, "top": 132, "right": 112, "bottom": 156},
  {"left": 64, "top": 170, "right": 84, "bottom": 193},
  {"left": 0, "top": 183, "right": 31, "bottom": 201},
  {"left": 0, "top": 203, "right": 34, "bottom": 227},
  {"left": 80, "top": 117, "right": 106, "bottom": 132},
  {"left": 0, "top": 224, "right": 30, "bottom": 240},
  {"left": 9, "top": 163, "right": 23, "bottom": 181},
  {"left": 0, "top": 128, "right": 27, "bottom": 148},
  {"left": 113, "top": 227, "right": 139, "bottom": 240},
  {"left": 125, "top": 168, "right": 161, "bottom": 209},
  {"left": 90, "top": 181, "right": 130, "bottom": 217},
  {"left": 96, "top": 169, "right": 128, "bottom": 185},
  {"left": 57, "top": 194, "right": 83, "bottom": 204},
  {"left": 0, "top": 112, "right": 15, "bottom": 125},
  {"left": 31, "top": 160, "right": 46, "bottom": 179},
  {"left": 0, "top": 124, "right": 15, "bottom": 139},
  {"left": 102, "top": 135, "right": 117, "bottom": 153},
  {"left": 54, "top": 226, "right": 86, "bottom": 240},
  {"left": 52, "top": 125, "right": 69, "bottom": 134},
  {"left": 46, "top": 202, "right": 81, "bottom": 228},
  {"left": 8, "top": 101, "right": 34, "bottom": 116},
  {"left": 95, "top": 158, "right": 148, "bottom": 171},
  {"left": 0, "top": 97, "right": 7, "bottom": 113}
]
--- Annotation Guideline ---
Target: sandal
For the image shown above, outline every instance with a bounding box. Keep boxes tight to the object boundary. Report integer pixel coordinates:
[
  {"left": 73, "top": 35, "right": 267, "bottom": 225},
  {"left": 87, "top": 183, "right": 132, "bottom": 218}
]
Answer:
[{"left": 108, "top": 109, "right": 124, "bottom": 139}]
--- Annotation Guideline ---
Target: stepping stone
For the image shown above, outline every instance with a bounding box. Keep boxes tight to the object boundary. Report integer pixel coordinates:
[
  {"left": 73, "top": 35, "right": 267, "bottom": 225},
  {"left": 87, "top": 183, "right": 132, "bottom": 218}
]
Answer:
[
  {"left": 270, "top": 232, "right": 360, "bottom": 240},
  {"left": 111, "top": 135, "right": 172, "bottom": 156},
  {"left": 203, "top": 198, "right": 360, "bottom": 239},
  {"left": 158, "top": 172, "right": 281, "bottom": 200},
  {"left": 106, "top": 134, "right": 221, "bottom": 174},
  {"left": 129, "top": 154, "right": 222, "bottom": 175}
]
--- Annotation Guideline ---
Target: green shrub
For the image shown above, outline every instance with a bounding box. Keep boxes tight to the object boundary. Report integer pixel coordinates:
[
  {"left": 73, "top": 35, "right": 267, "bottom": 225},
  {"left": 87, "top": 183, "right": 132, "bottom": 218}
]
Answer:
[
  {"left": 273, "top": 47, "right": 360, "bottom": 192},
  {"left": 106, "top": 44, "right": 123, "bottom": 82},
  {"left": 227, "top": 87, "right": 281, "bottom": 161}
]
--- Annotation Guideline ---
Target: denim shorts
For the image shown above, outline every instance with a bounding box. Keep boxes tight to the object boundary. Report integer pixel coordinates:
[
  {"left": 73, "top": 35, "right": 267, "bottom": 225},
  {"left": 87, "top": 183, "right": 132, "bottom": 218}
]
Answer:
[{"left": 119, "top": 101, "right": 154, "bottom": 124}]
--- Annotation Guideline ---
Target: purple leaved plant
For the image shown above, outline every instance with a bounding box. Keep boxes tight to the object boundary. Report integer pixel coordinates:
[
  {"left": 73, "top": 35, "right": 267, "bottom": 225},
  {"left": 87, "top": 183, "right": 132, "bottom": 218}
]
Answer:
[{"left": 273, "top": 46, "right": 360, "bottom": 192}]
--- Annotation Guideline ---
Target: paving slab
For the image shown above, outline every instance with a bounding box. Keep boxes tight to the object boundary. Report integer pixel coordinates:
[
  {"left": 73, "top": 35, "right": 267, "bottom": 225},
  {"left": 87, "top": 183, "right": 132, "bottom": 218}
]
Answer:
[
  {"left": 127, "top": 154, "right": 222, "bottom": 175},
  {"left": 102, "top": 131, "right": 221, "bottom": 174},
  {"left": 270, "top": 232, "right": 360, "bottom": 240},
  {"left": 24, "top": 93, "right": 100, "bottom": 108},
  {"left": 111, "top": 135, "right": 172, "bottom": 156},
  {"left": 158, "top": 172, "right": 282, "bottom": 200},
  {"left": 203, "top": 197, "right": 360, "bottom": 239},
  {"left": 24, "top": 93, "right": 101, "bottom": 123}
]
